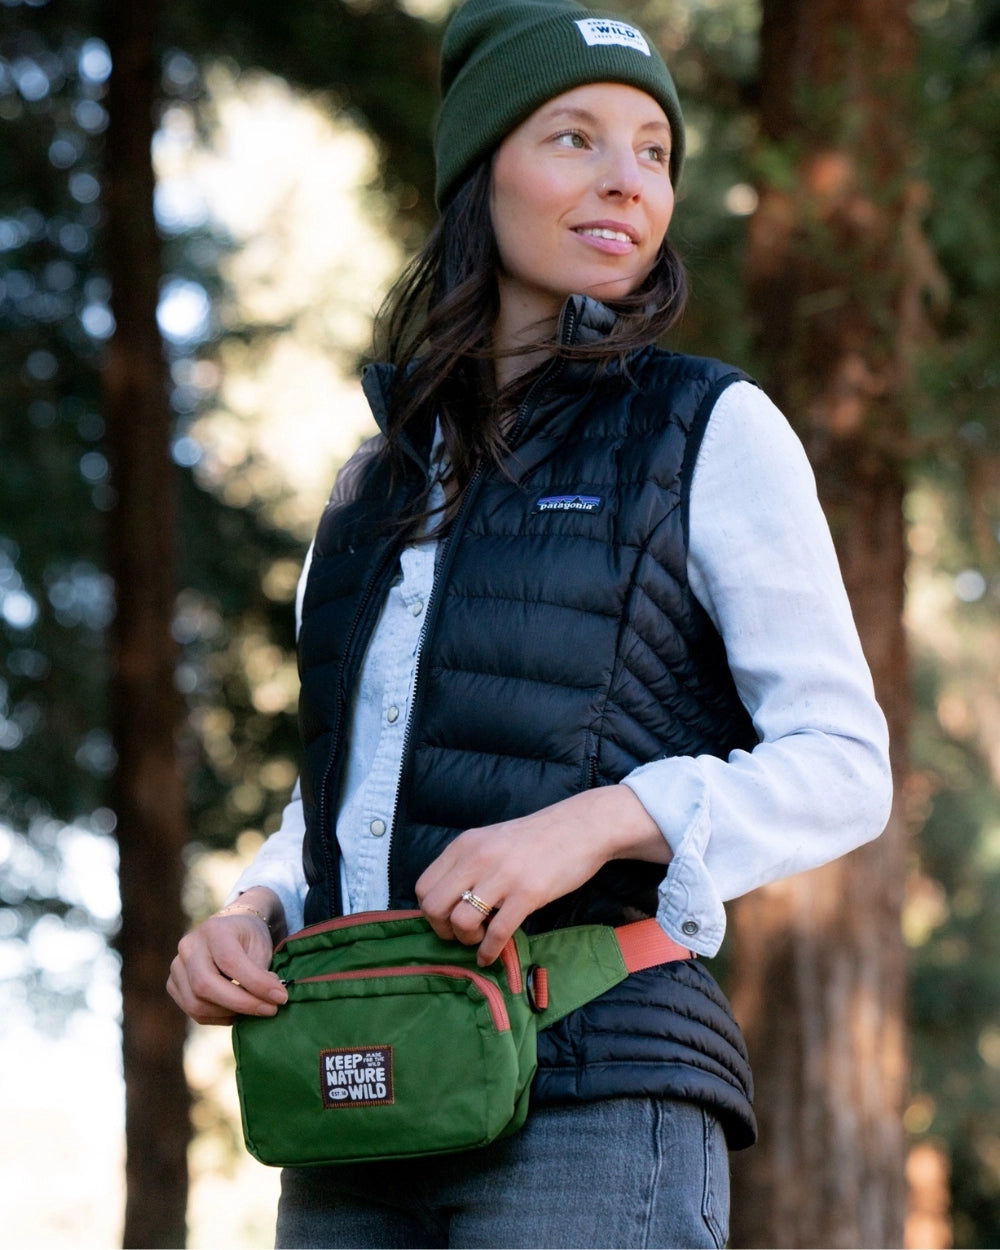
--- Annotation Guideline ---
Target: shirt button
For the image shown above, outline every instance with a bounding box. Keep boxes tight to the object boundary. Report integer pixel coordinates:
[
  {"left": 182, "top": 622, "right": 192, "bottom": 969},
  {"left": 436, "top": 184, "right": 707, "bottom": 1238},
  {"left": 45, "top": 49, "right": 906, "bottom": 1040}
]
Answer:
[
  {"left": 411, "top": 600, "right": 424, "bottom": 617},
  {"left": 370, "top": 819, "right": 387, "bottom": 837},
  {"left": 386, "top": 705, "right": 400, "bottom": 724},
  {"left": 681, "top": 920, "right": 699, "bottom": 937}
]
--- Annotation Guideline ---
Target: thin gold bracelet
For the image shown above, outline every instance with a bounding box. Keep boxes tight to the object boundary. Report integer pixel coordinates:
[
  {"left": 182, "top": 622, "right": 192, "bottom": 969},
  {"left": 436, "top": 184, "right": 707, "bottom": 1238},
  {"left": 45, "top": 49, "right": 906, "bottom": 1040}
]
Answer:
[{"left": 216, "top": 903, "right": 273, "bottom": 930}]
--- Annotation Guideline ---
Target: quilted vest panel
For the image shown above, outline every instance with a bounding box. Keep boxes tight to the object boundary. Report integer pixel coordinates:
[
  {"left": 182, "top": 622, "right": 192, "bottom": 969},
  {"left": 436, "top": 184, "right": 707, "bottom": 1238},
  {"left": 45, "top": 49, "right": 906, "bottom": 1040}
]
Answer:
[{"left": 298, "top": 346, "right": 757, "bottom": 925}]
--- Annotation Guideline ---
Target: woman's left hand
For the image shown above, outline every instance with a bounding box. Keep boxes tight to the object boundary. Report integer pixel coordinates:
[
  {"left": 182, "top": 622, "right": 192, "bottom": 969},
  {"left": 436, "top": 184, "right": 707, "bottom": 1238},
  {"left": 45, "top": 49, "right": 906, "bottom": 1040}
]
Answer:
[{"left": 415, "top": 784, "right": 671, "bottom": 965}]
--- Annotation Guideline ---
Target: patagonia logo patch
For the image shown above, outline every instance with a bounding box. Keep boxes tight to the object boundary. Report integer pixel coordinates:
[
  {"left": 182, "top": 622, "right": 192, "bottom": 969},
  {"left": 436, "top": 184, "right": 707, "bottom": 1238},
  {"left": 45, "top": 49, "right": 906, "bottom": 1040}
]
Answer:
[
  {"left": 574, "top": 18, "right": 651, "bottom": 56},
  {"left": 321, "top": 1046, "right": 394, "bottom": 1108},
  {"left": 533, "top": 494, "right": 604, "bottom": 514}
]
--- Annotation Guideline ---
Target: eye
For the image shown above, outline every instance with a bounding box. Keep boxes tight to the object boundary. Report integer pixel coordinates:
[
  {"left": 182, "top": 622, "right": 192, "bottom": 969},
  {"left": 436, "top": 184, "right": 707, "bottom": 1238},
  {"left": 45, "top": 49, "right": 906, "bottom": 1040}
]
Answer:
[
  {"left": 554, "top": 130, "right": 589, "bottom": 150},
  {"left": 641, "top": 143, "right": 669, "bottom": 164}
]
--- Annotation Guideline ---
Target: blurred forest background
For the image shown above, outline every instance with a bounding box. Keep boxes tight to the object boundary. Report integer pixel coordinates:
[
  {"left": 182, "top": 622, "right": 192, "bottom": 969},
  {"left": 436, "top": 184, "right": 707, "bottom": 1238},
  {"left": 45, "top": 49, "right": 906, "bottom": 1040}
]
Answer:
[{"left": 1, "top": 0, "right": 999, "bottom": 1247}]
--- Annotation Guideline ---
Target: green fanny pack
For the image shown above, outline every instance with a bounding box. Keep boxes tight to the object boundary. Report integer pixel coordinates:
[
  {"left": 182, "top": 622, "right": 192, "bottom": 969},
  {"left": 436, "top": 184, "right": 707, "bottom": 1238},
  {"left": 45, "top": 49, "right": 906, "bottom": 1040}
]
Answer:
[{"left": 232, "top": 909, "right": 691, "bottom": 1167}]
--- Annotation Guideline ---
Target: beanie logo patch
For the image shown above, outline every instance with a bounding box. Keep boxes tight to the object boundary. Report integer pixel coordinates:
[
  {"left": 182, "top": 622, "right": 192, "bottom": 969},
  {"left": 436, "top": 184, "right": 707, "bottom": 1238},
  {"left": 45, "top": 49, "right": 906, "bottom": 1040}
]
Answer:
[{"left": 574, "top": 18, "right": 651, "bottom": 57}]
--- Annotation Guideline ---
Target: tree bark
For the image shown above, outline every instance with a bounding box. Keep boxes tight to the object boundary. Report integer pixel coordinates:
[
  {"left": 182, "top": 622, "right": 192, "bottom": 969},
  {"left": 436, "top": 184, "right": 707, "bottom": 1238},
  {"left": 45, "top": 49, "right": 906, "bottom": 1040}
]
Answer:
[
  {"left": 101, "top": 3, "right": 191, "bottom": 1246},
  {"left": 729, "top": 1, "right": 916, "bottom": 1246}
]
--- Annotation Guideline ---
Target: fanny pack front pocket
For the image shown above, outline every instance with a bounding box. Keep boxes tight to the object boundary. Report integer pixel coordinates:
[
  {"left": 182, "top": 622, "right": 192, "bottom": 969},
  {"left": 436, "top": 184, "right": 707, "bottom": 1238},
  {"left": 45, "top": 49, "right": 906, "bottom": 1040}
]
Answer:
[{"left": 235, "top": 961, "right": 530, "bottom": 1166}]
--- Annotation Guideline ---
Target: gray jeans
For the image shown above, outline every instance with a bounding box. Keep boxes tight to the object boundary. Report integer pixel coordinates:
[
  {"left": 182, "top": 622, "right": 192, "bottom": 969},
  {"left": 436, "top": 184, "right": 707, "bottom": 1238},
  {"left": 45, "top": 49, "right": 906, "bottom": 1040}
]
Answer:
[{"left": 275, "top": 1096, "right": 730, "bottom": 1249}]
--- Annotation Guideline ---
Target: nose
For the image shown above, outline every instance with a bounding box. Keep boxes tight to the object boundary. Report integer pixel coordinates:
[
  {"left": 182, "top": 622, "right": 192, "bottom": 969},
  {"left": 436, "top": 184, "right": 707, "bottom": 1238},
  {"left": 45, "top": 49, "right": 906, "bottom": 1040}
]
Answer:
[{"left": 598, "top": 148, "right": 642, "bottom": 200}]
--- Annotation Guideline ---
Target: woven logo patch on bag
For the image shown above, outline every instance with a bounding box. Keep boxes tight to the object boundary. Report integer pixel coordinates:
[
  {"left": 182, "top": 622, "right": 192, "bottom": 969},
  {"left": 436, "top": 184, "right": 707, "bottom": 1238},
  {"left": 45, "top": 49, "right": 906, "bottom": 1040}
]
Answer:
[{"left": 320, "top": 1046, "right": 394, "bottom": 1108}]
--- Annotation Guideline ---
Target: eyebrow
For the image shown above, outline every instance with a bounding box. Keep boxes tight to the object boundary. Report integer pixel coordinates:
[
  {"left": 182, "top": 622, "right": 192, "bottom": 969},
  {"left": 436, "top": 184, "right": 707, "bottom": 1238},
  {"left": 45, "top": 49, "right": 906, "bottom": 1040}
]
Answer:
[{"left": 542, "top": 105, "right": 672, "bottom": 135}]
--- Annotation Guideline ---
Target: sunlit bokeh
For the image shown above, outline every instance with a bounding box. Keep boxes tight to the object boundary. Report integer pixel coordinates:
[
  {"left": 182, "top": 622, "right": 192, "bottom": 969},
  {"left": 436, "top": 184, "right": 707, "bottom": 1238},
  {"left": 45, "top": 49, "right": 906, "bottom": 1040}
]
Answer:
[{"left": 155, "top": 66, "right": 404, "bottom": 537}]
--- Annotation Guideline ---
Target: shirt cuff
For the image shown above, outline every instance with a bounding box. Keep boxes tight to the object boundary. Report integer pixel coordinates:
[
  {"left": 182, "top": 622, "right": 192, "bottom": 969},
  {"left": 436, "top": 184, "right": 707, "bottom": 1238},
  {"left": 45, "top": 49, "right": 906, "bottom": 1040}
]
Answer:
[{"left": 622, "top": 764, "right": 727, "bottom": 957}]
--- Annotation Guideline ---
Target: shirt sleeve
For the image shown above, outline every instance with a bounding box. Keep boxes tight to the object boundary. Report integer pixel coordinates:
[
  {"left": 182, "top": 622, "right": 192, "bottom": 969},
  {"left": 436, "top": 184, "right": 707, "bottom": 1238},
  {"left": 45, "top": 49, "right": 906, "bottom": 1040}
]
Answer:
[
  {"left": 226, "top": 780, "right": 309, "bottom": 936},
  {"left": 621, "top": 380, "right": 892, "bottom": 957}
]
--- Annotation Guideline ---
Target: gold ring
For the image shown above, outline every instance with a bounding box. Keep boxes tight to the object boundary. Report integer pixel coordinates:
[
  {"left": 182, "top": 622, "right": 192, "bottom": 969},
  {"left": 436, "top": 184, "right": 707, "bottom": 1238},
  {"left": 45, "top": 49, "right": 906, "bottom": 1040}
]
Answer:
[{"left": 460, "top": 890, "right": 498, "bottom": 919}]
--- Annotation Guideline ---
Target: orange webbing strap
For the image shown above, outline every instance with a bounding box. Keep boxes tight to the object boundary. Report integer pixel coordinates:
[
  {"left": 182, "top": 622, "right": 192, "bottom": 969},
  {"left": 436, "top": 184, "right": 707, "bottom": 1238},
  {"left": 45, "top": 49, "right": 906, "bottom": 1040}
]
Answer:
[{"left": 615, "top": 918, "right": 693, "bottom": 972}]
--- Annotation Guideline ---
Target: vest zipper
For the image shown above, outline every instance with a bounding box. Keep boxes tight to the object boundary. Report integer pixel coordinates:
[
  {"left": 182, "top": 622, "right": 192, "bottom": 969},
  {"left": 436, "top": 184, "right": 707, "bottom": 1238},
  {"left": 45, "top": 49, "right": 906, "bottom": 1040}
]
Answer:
[
  {"left": 384, "top": 337, "right": 578, "bottom": 903},
  {"left": 283, "top": 963, "right": 512, "bottom": 1032}
]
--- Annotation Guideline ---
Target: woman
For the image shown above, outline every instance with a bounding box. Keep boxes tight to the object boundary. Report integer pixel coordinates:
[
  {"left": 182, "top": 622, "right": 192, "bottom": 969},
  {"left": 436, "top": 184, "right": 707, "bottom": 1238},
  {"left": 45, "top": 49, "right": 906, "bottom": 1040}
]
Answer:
[{"left": 168, "top": 0, "right": 892, "bottom": 1245}]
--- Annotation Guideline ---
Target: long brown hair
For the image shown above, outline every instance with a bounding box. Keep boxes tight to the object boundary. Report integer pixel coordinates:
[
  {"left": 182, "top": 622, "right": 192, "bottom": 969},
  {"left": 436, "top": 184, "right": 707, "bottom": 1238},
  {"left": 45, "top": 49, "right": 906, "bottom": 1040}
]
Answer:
[{"left": 373, "top": 154, "right": 688, "bottom": 513}]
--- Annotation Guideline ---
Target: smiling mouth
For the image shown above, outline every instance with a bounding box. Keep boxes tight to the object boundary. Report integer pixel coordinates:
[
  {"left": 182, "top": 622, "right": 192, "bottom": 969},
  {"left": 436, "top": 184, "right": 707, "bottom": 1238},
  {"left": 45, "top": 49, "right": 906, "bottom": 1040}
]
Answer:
[{"left": 574, "top": 226, "right": 636, "bottom": 245}]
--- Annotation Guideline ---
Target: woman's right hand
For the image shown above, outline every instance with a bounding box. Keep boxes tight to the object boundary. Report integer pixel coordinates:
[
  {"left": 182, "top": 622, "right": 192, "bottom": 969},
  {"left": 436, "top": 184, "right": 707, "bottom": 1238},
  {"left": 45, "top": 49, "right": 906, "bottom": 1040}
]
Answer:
[{"left": 167, "top": 887, "right": 289, "bottom": 1026}]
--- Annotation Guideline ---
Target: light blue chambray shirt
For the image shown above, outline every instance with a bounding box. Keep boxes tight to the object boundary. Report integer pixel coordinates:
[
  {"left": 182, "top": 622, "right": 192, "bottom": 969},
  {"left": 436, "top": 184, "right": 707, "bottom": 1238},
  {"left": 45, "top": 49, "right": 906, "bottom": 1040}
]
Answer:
[{"left": 230, "top": 382, "right": 892, "bottom": 957}]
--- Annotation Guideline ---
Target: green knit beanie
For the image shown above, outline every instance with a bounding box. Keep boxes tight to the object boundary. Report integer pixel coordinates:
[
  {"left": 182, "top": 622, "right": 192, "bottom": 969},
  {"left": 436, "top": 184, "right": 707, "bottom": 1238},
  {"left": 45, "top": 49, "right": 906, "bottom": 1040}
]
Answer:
[{"left": 434, "top": 0, "right": 685, "bottom": 207}]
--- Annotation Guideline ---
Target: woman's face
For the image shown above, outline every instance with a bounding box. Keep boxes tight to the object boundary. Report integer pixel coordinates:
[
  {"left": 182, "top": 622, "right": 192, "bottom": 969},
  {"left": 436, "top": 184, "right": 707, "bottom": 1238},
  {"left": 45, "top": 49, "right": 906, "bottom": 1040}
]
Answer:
[{"left": 490, "top": 81, "right": 675, "bottom": 342}]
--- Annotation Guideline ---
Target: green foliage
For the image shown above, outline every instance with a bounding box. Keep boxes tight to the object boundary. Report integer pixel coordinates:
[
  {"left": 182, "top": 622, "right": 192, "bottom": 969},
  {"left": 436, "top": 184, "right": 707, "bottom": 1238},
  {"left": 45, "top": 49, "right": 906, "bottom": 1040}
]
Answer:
[
  {"left": 623, "top": 0, "right": 761, "bottom": 365},
  {"left": 901, "top": 7, "right": 1000, "bottom": 1243},
  {"left": 912, "top": 1, "right": 1000, "bottom": 478},
  {"left": 0, "top": 0, "right": 302, "bottom": 1016},
  {"left": 1, "top": 1, "right": 115, "bottom": 855}
]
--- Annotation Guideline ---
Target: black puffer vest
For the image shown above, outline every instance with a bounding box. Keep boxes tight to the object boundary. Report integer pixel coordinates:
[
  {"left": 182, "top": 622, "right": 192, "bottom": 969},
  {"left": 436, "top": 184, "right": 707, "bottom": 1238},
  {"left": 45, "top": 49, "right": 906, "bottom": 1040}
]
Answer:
[{"left": 297, "top": 298, "right": 758, "bottom": 1147}]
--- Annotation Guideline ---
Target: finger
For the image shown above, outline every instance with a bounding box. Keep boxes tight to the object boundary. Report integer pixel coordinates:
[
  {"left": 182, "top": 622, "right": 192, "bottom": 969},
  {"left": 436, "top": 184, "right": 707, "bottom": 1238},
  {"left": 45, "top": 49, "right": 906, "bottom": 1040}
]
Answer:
[
  {"left": 167, "top": 956, "right": 237, "bottom": 1026},
  {"left": 417, "top": 876, "right": 466, "bottom": 939},
  {"left": 173, "top": 936, "right": 286, "bottom": 1021},
  {"left": 418, "top": 898, "right": 456, "bottom": 941},
  {"left": 187, "top": 918, "right": 286, "bottom": 1002},
  {"left": 475, "top": 903, "right": 527, "bottom": 967},
  {"left": 191, "top": 956, "right": 286, "bottom": 1017},
  {"left": 415, "top": 864, "right": 464, "bottom": 921},
  {"left": 445, "top": 889, "right": 501, "bottom": 946},
  {"left": 448, "top": 909, "right": 488, "bottom": 946},
  {"left": 215, "top": 953, "right": 287, "bottom": 1004},
  {"left": 415, "top": 828, "right": 494, "bottom": 914},
  {"left": 187, "top": 968, "right": 281, "bottom": 1022}
]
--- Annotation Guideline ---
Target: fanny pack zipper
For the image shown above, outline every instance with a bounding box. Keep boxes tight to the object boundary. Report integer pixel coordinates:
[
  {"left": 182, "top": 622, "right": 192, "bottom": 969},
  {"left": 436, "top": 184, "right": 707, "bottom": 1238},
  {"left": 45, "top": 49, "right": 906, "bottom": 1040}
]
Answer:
[{"left": 283, "top": 963, "right": 512, "bottom": 1033}]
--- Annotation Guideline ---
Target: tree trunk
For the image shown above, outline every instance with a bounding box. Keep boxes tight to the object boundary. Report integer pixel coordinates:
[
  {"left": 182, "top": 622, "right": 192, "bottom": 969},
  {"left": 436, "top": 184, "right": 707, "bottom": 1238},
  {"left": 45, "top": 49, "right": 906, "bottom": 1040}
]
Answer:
[
  {"left": 101, "top": 3, "right": 191, "bottom": 1246},
  {"left": 729, "top": 1, "right": 917, "bottom": 1246}
]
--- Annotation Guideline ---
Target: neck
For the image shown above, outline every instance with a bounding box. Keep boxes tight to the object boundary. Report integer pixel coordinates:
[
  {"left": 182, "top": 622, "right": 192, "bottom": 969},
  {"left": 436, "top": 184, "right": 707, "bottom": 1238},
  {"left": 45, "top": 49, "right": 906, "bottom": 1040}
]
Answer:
[
  {"left": 493, "top": 343, "right": 551, "bottom": 392},
  {"left": 492, "top": 299, "right": 558, "bottom": 392}
]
